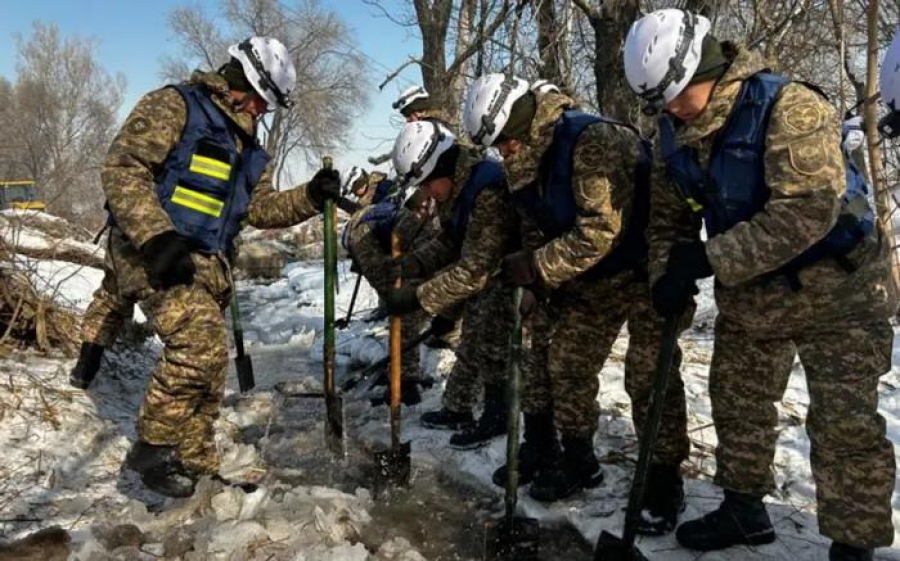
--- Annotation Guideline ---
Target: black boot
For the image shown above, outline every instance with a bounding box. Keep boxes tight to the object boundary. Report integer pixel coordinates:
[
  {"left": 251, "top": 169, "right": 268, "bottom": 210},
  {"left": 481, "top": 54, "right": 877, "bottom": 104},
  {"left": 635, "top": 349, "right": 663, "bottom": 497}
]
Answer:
[
  {"left": 420, "top": 408, "right": 474, "bottom": 431},
  {"left": 675, "top": 490, "right": 775, "bottom": 551},
  {"left": 69, "top": 342, "right": 105, "bottom": 389},
  {"left": 492, "top": 412, "right": 556, "bottom": 487},
  {"left": 635, "top": 463, "right": 685, "bottom": 536},
  {"left": 125, "top": 441, "right": 197, "bottom": 498},
  {"left": 370, "top": 379, "right": 423, "bottom": 407},
  {"left": 449, "top": 384, "right": 506, "bottom": 450},
  {"left": 829, "top": 542, "right": 874, "bottom": 561},
  {"left": 528, "top": 435, "right": 604, "bottom": 502}
]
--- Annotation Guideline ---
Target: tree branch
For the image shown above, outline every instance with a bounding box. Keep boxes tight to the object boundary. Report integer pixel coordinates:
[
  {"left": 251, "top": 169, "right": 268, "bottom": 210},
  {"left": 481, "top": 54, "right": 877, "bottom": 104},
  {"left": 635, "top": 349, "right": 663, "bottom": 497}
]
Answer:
[{"left": 378, "top": 56, "right": 424, "bottom": 90}]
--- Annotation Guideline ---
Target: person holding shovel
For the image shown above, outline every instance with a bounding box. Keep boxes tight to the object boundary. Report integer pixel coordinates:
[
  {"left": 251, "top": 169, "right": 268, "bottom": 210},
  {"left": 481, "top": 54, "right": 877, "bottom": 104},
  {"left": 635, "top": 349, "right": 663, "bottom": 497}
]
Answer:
[
  {"left": 95, "top": 37, "right": 341, "bottom": 498},
  {"left": 463, "top": 74, "right": 693, "bottom": 529},
  {"left": 383, "top": 120, "right": 519, "bottom": 449},
  {"left": 624, "top": 10, "right": 898, "bottom": 559},
  {"left": 343, "top": 180, "right": 438, "bottom": 406}
]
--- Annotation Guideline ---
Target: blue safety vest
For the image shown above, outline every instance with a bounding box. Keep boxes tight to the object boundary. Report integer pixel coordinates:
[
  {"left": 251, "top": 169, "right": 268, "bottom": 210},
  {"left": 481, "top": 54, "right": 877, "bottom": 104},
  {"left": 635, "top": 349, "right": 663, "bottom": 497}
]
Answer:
[
  {"left": 658, "top": 73, "right": 874, "bottom": 278},
  {"left": 511, "top": 110, "right": 652, "bottom": 278},
  {"left": 108, "top": 83, "right": 270, "bottom": 255},
  {"left": 360, "top": 200, "right": 401, "bottom": 251},
  {"left": 446, "top": 159, "right": 506, "bottom": 248},
  {"left": 372, "top": 178, "right": 394, "bottom": 205}
]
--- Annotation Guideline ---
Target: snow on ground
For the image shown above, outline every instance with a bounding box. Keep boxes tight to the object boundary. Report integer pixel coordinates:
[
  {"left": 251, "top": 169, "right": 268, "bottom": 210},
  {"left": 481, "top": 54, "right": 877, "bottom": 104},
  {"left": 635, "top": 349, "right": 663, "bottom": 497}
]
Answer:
[
  {"left": 2, "top": 255, "right": 899, "bottom": 560},
  {"left": 239, "top": 261, "right": 900, "bottom": 560}
]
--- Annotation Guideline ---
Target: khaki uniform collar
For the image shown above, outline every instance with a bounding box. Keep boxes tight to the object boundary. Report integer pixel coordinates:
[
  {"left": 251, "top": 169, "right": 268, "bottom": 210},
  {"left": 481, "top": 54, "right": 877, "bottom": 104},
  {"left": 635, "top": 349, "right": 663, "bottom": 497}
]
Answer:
[
  {"left": 189, "top": 70, "right": 257, "bottom": 139},
  {"left": 674, "top": 44, "right": 769, "bottom": 146}
]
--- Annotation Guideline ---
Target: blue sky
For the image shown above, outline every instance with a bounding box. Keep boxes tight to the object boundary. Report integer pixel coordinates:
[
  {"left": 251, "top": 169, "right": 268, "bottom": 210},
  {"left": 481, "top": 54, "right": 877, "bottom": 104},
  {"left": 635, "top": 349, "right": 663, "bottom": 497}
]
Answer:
[{"left": 0, "top": 0, "right": 423, "bottom": 181}]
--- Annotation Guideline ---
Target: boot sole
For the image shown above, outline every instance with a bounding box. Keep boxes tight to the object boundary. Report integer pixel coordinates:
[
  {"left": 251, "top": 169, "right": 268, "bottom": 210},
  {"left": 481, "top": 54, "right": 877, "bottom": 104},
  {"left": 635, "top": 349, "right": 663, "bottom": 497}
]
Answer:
[{"left": 677, "top": 529, "right": 776, "bottom": 551}]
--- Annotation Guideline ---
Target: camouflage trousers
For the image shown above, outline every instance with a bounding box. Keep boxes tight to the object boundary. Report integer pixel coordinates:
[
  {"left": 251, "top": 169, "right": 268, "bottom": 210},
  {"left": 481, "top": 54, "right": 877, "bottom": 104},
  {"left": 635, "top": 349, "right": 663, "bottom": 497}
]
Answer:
[
  {"left": 442, "top": 281, "right": 515, "bottom": 413},
  {"left": 711, "top": 316, "right": 896, "bottom": 547},
  {"left": 80, "top": 272, "right": 135, "bottom": 348},
  {"left": 98, "top": 229, "right": 233, "bottom": 476},
  {"left": 523, "top": 272, "right": 691, "bottom": 466}
]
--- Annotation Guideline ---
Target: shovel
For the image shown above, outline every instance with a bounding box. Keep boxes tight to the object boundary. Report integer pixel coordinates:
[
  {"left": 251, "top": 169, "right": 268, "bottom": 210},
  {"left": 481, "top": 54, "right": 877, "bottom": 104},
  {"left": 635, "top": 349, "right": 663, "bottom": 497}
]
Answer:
[
  {"left": 484, "top": 287, "right": 540, "bottom": 560},
  {"left": 228, "top": 267, "right": 255, "bottom": 393},
  {"left": 593, "top": 315, "right": 680, "bottom": 561},
  {"left": 335, "top": 274, "right": 362, "bottom": 330},
  {"left": 322, "top": 156, "right": 345, "bottom": 456},
  {"left": 373, "top": 230, "right": 411, "bottom": 486}
]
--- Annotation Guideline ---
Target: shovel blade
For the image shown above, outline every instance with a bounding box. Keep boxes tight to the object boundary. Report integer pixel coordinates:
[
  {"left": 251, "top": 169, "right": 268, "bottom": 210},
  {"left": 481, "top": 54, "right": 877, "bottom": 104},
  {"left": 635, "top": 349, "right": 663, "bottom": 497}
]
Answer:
[
  {"left": 374, "top": 441, "right": 411, "bottom": 486},
  {"left": 483, "top": 516, "right": 540, "bottom": 561},
  {"left": 325, "top": 394, "right": 345, "bottom": 456},
  {"left": 235, "top": 355, "right": 255, "bottom": 394},
  {"left": 593, "top": 531, "right": 650, "bottom": 561}
]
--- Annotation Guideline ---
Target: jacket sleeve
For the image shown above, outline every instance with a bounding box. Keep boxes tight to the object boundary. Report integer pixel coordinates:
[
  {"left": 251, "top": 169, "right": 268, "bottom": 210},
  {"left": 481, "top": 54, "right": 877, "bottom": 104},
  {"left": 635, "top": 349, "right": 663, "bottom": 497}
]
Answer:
[
  {"left": 101, "top": 88, "right": 185, "bottom": 249},
  {"left": 646, "top": 148, "right": 703, "bottom": 286},
  {"left": 417, "top": 187, "right": 513, "bottom": 316},
  {"left": 531, "top": 125, "right": 632, "bottom": 288},
  {"left": 705, "top": 84, "right": 845, "bottom": 286},
  {"left": 407, "top": 227, "right": 458, "bottom": 277},
  {"left": 247, "top": 171, "right": 322, "bottom": 228}
]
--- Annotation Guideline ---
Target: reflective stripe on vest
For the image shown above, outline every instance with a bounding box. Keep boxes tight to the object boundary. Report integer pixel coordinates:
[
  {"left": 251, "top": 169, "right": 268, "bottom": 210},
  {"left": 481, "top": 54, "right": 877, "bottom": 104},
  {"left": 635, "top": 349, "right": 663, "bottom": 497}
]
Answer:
[
  {"left": 171, "top": 186, "right": 225, "bottom": 217},
  {"left": 189, "top": 154, "right": 232, "bottom": 181},
  {"left": 511, "top": 110, "right": 651, "bottom": 278},
  {"left": 659, "top": 72, "right": 875, "bottom": 278}
]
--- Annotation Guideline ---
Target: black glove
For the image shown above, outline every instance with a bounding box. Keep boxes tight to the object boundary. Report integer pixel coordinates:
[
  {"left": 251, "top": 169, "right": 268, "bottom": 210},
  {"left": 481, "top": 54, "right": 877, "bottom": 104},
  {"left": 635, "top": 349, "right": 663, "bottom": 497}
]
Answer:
[
  {"left": 667, "top": 241, "right": 713, "bottom": 280},
  {"left": 501, "top": 250, "right": 539, "bottom": 287},
  {"left": 429, "top": 315, "right": 456, "bottom": 337},
  {"left": 384, "top": 286, "right": 421, "bottom": 315},
  {"left": 142, "top": 231, "right": 196, "bottom": 290},
  {"left": 651, "top": 274, "right": 698, "bottom": 317},
  {"left": 307, "top": 168, "right": 341, "bottom": 210}
]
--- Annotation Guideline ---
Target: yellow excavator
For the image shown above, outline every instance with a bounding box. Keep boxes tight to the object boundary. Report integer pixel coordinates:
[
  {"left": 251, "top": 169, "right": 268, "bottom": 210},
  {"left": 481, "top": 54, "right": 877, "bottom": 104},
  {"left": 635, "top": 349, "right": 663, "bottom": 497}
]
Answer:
[{"left": 0, "top": 180, "right": 45, "bottom": 211}]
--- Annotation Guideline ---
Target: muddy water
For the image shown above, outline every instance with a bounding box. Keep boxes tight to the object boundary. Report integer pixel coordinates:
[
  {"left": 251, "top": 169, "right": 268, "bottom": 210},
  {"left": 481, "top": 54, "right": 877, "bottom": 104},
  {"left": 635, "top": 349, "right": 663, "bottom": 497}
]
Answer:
[{"left": 231, "top": 345, "right": 593, "bottom": 560}]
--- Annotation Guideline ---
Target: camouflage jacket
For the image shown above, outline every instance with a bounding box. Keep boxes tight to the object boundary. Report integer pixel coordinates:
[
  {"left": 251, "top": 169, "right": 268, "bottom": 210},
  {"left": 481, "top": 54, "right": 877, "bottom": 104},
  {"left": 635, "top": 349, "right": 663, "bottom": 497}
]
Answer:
[
  {"left": 649, "top": 44, "right": 898, "bottom": 329},
  {"left": 102, "top": 71, "right": 320, "bottom": 252},
  {"left": 412, "top": 147, "right": 516, "bottom": 316},
  {"left": 503, "top": 92, "right": 648, "bottom": 289}
]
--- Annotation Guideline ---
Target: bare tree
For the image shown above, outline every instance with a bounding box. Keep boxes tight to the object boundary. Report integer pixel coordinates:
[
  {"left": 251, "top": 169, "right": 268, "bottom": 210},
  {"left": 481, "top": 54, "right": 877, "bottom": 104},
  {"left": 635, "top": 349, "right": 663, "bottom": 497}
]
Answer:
[
  {"left": 0, "top": 23, "right": 125, "bottom": 230},
  {"left": 162, "top": 0, "right": 371, "bottom": 187}
]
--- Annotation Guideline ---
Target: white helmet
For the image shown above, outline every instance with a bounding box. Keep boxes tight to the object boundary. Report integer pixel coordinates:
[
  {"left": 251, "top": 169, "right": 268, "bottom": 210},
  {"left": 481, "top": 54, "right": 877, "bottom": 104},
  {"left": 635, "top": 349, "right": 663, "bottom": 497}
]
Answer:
[
  {"left": 391, "top": 121, "right": 456, "bottom": 187},
  {"left": 530, "top": 79, "right": 560, "bottom": 95},
  {"left": 842, "top": 116, "right": 865, "bottom": 154},
  {"left": 228, "top": 36, "right": 297, "bottom": 109},
  {"left": 879, "top": 30, "right": 900, "bottom": 137},
  {"left": 463, "top": 73, "right": 530, "bottom": 146},
  {"left": 393, "top": 86, "right": 429, "bottom": 113},
  {"left": 342, "top": 166, "right": 367, "bottom": 198},
  {"left": 623, "top": 9, "right": 711, "bottom": 114}
]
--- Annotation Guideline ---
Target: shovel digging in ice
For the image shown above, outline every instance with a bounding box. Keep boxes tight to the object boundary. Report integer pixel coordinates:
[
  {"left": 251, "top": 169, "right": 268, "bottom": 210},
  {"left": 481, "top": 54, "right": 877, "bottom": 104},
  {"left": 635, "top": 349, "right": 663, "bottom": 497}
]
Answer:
[
  {"left": 373, "top": 231, "right": 411, "bottom": 486},
  {"left": 321, "top": 156, "right": 345, "bottom": 457},
  {"left": 228, "top": 267, "right": 255, "bottom": 393},
  {"left": 483, "top": 287, "right": 539, "bottom": 561},
  {"left": 593, "top": 315, "right": 680, "bottom": 561}
]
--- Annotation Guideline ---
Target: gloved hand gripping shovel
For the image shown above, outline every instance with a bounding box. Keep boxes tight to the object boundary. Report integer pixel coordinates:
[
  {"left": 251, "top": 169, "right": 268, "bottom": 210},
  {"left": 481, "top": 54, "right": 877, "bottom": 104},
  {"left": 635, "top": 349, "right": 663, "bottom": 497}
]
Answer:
[
  {"left": 484, "top": 287, "right": 539, "bottom": 560},
  {"left": 373, "top": 231, "right": 411, "bottom": 486},
  {"left": 593, "top": 315, "right": 681, "bottom": 561},
  {"left": 228, "top": 267, "right": 255, "bottom": 393},
  {"left": 321, "top": 156, "right": 346, "bottom": 457}
]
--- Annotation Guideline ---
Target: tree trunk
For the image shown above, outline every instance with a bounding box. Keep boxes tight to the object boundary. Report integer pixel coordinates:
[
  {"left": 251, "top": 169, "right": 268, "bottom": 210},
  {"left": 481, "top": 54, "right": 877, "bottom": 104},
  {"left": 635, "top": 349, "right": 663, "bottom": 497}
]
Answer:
[
  {"left": 536, "top": 0, "right": 564, "bottom": 86},
  {"left": 592, "top": 0, "right": 640, "bottom": 121},
  {"left": 863, "top": 0, "right": 899, "bottom": 276},
  {"left": 450, "top": 0, "right": 478, "bottom": 126}
]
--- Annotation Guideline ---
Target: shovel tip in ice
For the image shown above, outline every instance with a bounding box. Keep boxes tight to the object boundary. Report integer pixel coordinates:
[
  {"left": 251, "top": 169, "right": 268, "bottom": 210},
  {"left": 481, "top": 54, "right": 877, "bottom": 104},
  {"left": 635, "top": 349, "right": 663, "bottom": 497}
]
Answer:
[{"left": 592, "top": 531, "right": 650, "bottom": 561}]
